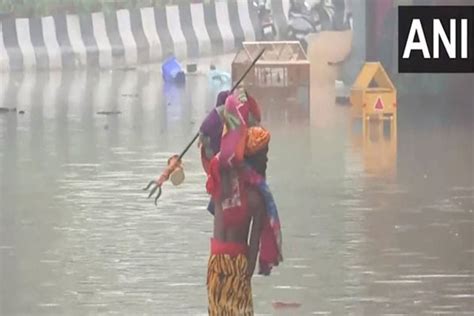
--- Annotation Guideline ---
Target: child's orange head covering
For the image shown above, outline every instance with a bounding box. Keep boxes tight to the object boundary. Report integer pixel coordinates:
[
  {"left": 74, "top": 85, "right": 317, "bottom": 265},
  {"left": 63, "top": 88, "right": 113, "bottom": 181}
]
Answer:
[{"left": 245, "top": 126, "right": 270, "bottom": 156}]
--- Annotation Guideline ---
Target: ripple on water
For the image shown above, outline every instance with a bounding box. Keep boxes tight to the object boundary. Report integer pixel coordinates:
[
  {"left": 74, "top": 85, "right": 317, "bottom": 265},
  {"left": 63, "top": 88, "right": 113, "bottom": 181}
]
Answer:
[{"left": 373, "top": 280, "right": 423, "bottom": 284}]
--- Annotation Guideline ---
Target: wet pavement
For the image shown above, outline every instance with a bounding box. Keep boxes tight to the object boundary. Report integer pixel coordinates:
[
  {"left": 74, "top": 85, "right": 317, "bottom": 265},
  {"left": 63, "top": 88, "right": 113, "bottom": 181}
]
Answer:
[{"left": 0, "top": 54, "right": 473, "bottom": 315}]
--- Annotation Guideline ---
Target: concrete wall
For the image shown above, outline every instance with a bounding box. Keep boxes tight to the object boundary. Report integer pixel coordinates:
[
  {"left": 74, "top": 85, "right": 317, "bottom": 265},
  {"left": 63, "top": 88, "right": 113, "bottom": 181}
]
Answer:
[
  {"left": 340, "top": 0, "right": 366, "bottom": 85},
  {"left": 0, "top": 0, "right": 262, "bottom": 71},
  {"left": 0, "top": 0, "right": 355, "bottom": 72}
]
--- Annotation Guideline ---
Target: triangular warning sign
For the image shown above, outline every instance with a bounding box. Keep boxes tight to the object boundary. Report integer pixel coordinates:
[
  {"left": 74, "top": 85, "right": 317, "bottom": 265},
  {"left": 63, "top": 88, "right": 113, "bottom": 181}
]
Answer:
[{"left": 374, "top": 97, "right": 384, "bottom": 111}]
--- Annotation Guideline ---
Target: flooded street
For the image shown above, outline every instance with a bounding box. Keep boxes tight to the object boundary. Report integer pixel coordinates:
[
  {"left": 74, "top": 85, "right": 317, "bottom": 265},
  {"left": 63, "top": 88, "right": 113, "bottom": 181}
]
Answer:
[{"left": 0, "top": 55, "right": 473, "bottom": 315}]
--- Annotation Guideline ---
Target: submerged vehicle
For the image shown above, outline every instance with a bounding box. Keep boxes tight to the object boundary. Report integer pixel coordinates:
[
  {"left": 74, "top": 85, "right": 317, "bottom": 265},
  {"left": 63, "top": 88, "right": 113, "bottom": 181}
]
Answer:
[
  {"left": 162, "top": 55, "right": 186, "bottom": 85},
  {"left": 287, "top": 0, "right": 352, "bottom": 51},
  {"left": 253, "top": 0, "right": 277, "bottom": 41},
  {"left": 287, "top": 0, "right": 321, "bottom": 51}
]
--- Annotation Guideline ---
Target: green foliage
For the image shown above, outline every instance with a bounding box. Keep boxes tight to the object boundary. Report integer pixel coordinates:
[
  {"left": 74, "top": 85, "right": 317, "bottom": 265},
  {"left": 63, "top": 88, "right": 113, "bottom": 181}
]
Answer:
[{"left": 0, "top": 0, "right": 207, "bottom": 17}]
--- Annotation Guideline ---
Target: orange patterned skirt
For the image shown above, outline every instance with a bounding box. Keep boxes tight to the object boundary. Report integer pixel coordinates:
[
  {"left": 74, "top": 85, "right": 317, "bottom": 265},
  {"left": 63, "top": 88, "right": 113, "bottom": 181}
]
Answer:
[{"left": 207, "top": 253, "right": 253, "bottom": 316}]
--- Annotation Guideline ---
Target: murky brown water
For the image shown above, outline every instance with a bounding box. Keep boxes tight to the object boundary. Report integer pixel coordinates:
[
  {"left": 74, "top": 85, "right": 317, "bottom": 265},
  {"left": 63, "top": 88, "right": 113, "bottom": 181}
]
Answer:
[{"left": 0, "top": 55, "right": 473, "bottom": 315}]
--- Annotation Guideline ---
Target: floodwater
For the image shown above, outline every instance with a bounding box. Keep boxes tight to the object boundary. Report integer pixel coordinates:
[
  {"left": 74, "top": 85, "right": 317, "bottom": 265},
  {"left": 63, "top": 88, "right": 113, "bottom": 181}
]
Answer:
[{"left": 0, "top": 54, "right": 473, "bottom": 315}]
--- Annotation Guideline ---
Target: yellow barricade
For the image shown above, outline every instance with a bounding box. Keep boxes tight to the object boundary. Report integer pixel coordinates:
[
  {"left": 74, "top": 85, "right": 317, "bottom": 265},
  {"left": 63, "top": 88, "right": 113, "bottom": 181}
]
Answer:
[{"left": 350, "top": 62, "right": 397, "bottom": 121}]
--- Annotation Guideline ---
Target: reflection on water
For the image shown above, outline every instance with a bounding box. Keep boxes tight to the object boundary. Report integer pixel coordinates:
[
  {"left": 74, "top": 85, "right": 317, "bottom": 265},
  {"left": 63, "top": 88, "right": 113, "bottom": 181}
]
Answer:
[
  {"left": 0, "top": 65, "right": 473, "bottom": 316},
  {"left": 349, "top": 115, "right": 398, "bottom": 179}
]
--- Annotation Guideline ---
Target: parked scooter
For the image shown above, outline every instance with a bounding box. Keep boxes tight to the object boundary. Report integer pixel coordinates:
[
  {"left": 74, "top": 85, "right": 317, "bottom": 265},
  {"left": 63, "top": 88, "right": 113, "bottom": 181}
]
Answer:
[
  {"left": 253, "top": 0, "right": 277, "bottom": 41},
  {"left": 287, "top": 0, "right": 321, "bottom": 52}
]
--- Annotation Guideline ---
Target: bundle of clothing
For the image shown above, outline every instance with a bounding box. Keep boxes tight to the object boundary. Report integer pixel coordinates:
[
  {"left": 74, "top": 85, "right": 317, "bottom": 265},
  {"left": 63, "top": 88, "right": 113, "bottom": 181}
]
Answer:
[{"left": 199, "top": 90, "right": 283, "bottom": 275}]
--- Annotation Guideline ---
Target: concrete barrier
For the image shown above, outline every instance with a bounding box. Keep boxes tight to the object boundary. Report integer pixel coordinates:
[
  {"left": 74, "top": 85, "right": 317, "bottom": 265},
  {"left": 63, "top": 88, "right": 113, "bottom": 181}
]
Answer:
[{"left": 0, "top": 0, "right": 352, "bottom": 71}]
